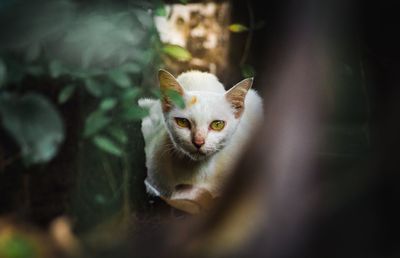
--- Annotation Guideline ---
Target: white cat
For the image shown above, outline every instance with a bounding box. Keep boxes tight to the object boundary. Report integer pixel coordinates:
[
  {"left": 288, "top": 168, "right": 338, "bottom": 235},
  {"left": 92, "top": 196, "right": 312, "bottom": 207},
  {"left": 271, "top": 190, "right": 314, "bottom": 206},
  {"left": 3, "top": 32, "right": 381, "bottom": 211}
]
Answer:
[{"left": 139, "top": 70, "right": 263, "bottom": 213}]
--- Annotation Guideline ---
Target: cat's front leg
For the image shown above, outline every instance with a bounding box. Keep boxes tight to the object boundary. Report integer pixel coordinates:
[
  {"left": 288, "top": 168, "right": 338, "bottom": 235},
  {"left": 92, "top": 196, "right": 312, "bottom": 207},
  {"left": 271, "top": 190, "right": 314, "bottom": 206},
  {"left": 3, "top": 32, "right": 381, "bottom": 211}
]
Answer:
[{"left": 161, "top": 184, "right": 215, "bottom": 214}]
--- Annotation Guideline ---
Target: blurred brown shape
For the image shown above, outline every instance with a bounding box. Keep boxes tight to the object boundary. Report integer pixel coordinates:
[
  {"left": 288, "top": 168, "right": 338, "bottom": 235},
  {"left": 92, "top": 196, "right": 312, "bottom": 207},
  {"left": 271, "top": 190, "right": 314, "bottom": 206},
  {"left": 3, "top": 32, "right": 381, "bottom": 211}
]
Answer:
[
  {"left": 49, "top": 216, "right": 81, "bottom": 257},
  {"left": 0, "top": 216, "right": 68, "bottom": 258}
]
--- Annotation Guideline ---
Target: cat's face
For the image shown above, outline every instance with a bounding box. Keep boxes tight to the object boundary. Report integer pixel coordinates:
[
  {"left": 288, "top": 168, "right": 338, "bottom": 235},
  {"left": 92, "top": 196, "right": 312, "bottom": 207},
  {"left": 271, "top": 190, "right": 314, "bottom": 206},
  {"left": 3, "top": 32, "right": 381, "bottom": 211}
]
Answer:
[
  {"left": 158, "top": 70, "right": 253, "bottom": 160},
  {"left": 165, "top": 92, "right": 239, "bottom": 160}
]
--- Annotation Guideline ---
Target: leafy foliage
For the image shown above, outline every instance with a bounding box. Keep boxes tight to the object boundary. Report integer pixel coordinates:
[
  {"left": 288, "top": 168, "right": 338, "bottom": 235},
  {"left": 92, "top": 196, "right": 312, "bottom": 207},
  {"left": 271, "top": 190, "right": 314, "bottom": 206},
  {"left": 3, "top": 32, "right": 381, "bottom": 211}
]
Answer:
[
  {"left": 58, "top": 84, "right": 76, "bottom": 104},
  {"left": 84, "top": 78, "right": 102, "bottom": 97},
  {"left": 162, "top": 44, "right": 192, "bottom": 62},
  {"left": 108, "top": 69, "right": 131, "bottom": 88},
  {"left": 84, "top": 111, "right": 111, "bottom": 137},
  {"left": 0, "top": 0, "right": 167, "bottom": 161},
  {"left": 49, "top": 60, "right": 64, "bottom": 78},
  {"left": 92, "top": 135, "right": 123, "bottom": 157},
  {"left": 0, "top": 93, "right": 64, "bottom": 165},
  {"left": 0, "top": 0, "right": 165, "bottom": 233},
  {"left": 164, "top": 89, "right": 186, "bottom": 109},
  {"left": 155, "top": 4, "right": 167, "bottom": 17},
  {"left": 99, "top": 98, "right": 117, "bottom": 111},
  {"left": 108, "top": 126, "right": 128, "bottom": 144},
  {"left": 120, "top": 106, "right": 149, "bottom": 121},
  {"left": 229, "top": 24, "right": 249, "bottom": 33}
]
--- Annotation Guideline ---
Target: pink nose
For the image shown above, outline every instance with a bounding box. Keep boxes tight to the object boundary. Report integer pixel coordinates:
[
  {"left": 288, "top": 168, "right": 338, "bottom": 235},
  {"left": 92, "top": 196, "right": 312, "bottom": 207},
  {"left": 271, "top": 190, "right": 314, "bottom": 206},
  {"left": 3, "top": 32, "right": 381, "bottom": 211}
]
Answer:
[{"left": 192, "top": 137, "right": 205, "bottom": 149}]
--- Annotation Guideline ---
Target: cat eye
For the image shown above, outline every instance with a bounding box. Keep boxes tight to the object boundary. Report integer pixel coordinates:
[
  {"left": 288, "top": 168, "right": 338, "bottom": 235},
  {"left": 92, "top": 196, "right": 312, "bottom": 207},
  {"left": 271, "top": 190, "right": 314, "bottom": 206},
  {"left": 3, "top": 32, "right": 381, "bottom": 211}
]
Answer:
[
  {"left": 175, "top": 117, "right": 191, "bottom": 128},
  {"left": 210, "top": 120, "right": 225, "bottom": 131}
]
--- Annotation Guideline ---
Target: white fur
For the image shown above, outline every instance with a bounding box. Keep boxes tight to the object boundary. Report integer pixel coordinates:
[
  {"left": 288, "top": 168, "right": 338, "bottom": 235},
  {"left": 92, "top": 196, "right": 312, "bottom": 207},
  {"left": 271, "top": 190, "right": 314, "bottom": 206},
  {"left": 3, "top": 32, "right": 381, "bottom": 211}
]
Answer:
[{"left": 139, "top": 71, "right": 263, "bottom": 197}]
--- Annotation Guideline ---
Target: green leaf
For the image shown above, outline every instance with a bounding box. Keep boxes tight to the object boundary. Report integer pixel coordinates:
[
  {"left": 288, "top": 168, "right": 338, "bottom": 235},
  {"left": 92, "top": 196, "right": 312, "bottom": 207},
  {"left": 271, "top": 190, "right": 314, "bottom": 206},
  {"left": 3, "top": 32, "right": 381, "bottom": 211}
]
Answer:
[
  {"left": 108, "top": 126, "right": 128, "bottom": 144},
  {"left": 58, "top": 84, "right": 76, "bottom": 104},
  {"left": 49, "top": 60, "right": 64, "bottom": 78},
  {"left": 108, "top": 69, "right": 131, "bottom": 88},
  {"left": 26, "top": 43, "right": 41, "bottom": 62},
  {"left": 84, "top": 111, "right": 111, "bottom": 137},
  {"left": 121, "top": 87, "right": 142, "bottom": 107},
  {"left": 165, "top": 89, "right": 186, "bottom": 109},
  {"left": 155, "top": 4, "right": 167, "bottom": 16},
  {"left": 70, "top": 70, "right": 89, "bottom": 79},
  {"left": 241, "top": 64, "right": 255, "bottom": 78},
  {"left": 120, "top": 63, "right": 141, "bottom": 74},
  {"left": 229, "top": 24, "right": 249, "bottom": 33},
  {"left": 84, "top": 78, "right": 102, "bottom": 97},
  {"left": 26, "top": 66, "right": 44, "bottom": 76},
  {"left": 0, "top": 59, "right": 6, "bottom": 87},
  {"left": 92, "top": 135, "right": 123, "bottom": 157},
  {"left": 0, "top": 93, "right": 64, "bottom": 165},
  {"left": 82, "top": 47, "right": 95, "bottom": 68},
  {"left": 162, "top": 44, "right": 192, "bottom": 62},
  {"left": 179, "top": 0, "right": 189, "bottom": 4},
  {"left": 121, "top": 106, "right": 149, "bottom": 121},
  {"left": 122, "top": 87, "right": 141, "bottom": 101},
  {"left": 134, "top": 49, "right": 154, "bottom": 66},
  {"left": 100, "top": 98, "right": 117, "bottom": 110}
]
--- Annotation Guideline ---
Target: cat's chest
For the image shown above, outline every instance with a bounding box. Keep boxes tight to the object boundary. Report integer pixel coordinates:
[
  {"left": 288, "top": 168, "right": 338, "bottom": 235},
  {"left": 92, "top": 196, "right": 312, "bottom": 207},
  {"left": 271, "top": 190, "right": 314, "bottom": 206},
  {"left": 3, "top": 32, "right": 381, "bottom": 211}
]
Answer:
[{"left": 169, "top": 157, "right": 214, "bottom": 183}]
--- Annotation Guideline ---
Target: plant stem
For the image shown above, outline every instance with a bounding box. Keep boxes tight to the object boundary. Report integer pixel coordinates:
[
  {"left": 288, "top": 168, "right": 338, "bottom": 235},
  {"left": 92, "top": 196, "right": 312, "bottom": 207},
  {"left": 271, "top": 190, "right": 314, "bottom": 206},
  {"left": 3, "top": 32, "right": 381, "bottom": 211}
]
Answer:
[
  {"left": 121, "top": 153, "right": 131, "bottom": 220},
  {"left": 240, "top": 1, "right": 255, "bottom": 67},
  {"left": 102, "top": 154, "right": 117, "bottom": 194}
]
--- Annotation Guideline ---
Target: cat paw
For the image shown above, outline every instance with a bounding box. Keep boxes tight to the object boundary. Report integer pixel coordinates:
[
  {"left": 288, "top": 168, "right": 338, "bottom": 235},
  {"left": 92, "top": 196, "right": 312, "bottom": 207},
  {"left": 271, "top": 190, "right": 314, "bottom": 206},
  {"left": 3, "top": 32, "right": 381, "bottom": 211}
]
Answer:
[{"left": 161, "top": 185, "right": 214, "bottom": 214}]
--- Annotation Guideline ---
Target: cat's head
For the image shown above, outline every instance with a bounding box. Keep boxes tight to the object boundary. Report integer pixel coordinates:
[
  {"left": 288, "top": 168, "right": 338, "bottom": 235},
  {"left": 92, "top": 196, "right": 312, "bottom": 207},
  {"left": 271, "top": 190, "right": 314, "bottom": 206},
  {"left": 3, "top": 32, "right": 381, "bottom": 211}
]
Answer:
[{"left": 158, "top": 69, "right": 253, "bottom": 161}]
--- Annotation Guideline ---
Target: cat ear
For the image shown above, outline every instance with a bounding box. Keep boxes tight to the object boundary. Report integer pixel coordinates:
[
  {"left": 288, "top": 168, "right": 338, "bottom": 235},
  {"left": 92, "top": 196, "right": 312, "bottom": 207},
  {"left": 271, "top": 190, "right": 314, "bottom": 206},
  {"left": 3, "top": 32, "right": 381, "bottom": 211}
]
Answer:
[
  {"left": 225, "top": 77, "right": 253, "bottom": 118},
  {"left": 158, "top": 69, "right": 185, "bottom": 112}
]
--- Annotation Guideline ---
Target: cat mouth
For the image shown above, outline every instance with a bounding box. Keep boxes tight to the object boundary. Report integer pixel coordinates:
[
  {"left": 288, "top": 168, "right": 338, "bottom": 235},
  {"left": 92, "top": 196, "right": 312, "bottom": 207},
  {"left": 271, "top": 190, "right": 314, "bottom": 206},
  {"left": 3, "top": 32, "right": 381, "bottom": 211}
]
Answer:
[
  {"left": 188, "top": 149, "right": 208, "bottom": 160},
  {"left": 193, "top": 150, "right": 207, "bottom": 155}
]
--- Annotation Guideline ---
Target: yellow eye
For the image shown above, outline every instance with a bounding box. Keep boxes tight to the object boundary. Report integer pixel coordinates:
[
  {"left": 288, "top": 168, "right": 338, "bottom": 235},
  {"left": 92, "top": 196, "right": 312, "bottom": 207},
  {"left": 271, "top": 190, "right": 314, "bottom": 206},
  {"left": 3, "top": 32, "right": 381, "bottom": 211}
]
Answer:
[
  {"left": 210, "top": 120, "right": 225, "bottom": 131},
  {"left": 175, "top": 117, "right": 190, "bottom": 128}
]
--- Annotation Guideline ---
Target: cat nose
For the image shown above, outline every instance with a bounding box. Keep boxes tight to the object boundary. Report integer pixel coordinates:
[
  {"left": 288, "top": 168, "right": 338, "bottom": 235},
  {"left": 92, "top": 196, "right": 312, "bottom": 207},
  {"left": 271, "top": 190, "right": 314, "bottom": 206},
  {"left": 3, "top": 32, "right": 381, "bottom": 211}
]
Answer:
[{"left": 192, "top": 138, "right": 205, "bottom": 149}]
